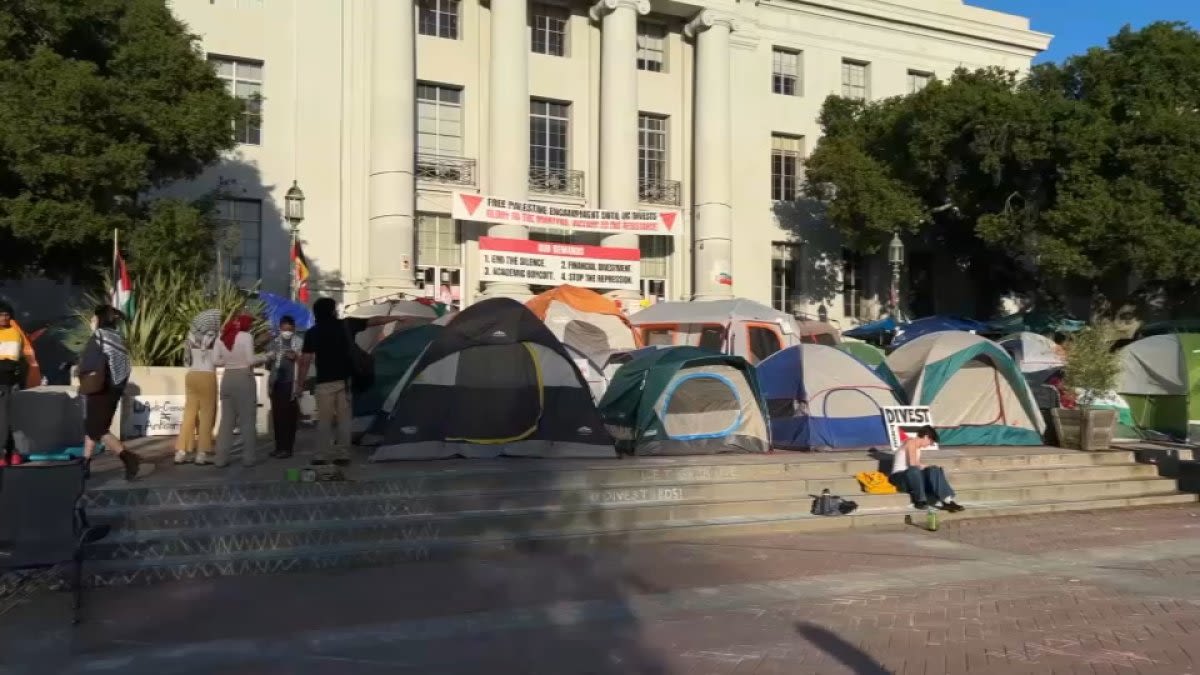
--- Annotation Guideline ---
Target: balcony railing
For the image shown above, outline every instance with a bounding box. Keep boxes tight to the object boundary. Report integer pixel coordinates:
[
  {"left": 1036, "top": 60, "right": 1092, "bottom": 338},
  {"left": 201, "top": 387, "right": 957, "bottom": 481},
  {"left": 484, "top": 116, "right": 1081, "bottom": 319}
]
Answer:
[
  {"left": 528, "top": 167, "right": 585, "bottom": 198},
  {"left": 638, "top": 178, "right": 682, "bottom": 206},
  {"left": 416, "top": 154, "right": 476, "bottom": 186}
]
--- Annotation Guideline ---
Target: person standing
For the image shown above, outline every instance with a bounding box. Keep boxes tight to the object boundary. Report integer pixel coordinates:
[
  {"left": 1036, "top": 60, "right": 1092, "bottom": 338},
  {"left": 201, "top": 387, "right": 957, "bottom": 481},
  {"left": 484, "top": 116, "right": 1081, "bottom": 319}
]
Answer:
[
  {"left": 889, "top": 425, "right": 965, "bottom": 512},
  {"left": 79, "top": 305, "right": 142, "bottom": 480},
  {"left": 0, "top": 301, "right": 25, "bottom": 461},
  {"left": 268, "top": 315, "right": 303, "bottom": 459},
  {"left": 214, "top": 314, "right": 268, "bottom": 467},
  {"left": 174, "top": 309, "right": 221, "bottom": 465},
  {"left": 296, "top": 298, "right": 410, "bottom": 466}
]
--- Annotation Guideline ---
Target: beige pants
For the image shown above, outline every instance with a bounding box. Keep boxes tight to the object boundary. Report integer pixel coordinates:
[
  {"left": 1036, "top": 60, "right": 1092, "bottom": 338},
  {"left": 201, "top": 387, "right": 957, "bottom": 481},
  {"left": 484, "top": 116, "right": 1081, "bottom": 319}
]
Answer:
[
  {"left": 176, "top": 370, "right": 218, "bottom": 454},
  {"left": 314, "top": 380, "right": 351, "bottom": 461}
]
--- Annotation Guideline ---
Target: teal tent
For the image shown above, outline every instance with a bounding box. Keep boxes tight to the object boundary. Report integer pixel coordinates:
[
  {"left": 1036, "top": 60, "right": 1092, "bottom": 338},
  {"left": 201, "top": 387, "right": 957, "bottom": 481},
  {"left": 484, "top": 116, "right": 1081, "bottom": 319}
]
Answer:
[
  {"left": 599, "top": 346, "right": 770, "bottom": 455},
  {"left": 352, "top": 323, "right": 443, "bottom": 434}
]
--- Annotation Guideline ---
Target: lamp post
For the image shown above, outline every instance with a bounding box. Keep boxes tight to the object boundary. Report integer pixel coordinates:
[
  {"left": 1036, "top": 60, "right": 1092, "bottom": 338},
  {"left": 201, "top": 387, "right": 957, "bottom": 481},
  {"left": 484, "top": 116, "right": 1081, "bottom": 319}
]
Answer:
[
  {"left": 888, "top": 231, "right": 905, "bottom": 320},
  {"left": 284, "top": 180, "right": 305, "bottom": 300}
]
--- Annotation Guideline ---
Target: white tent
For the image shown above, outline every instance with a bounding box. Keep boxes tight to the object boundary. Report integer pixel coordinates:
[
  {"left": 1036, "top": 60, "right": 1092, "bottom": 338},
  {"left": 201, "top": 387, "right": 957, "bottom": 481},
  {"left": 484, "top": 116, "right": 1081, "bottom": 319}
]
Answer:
[{"left": 998, "top": 332, "right": 1065, "bottom": 373}]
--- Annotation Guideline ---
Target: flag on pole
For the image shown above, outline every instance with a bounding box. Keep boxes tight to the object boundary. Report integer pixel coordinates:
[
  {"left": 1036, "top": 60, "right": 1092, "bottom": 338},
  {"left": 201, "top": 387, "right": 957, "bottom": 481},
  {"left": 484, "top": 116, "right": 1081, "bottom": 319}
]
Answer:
[
  {"left": 291, "top": 241, "right": 311, "bottom": 303},
  {"left": 111, "top": 250, "right": 134, "bottom": 318}
]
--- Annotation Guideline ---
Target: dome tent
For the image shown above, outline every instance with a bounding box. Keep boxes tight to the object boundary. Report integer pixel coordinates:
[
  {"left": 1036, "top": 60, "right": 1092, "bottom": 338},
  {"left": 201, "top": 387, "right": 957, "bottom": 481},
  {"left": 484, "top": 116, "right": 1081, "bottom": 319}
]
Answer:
[
  {"left": 1117, "top": 333, "right": 1200, "bottom": 440},
  {"left": 526, "top": 285, "right": 641, "bottom": 356},
  {"left": 351, "top": 323, "right": 443, "bottom": 436},
  {"left": 835, "top": 341, "right": 886, "bottom": 368},
  {"left": 998, "top": 332, "right": 1065, "bottom": 374},
  {"left": 758, "top": 344, "right": 903, "bottom": 451},
  {"left": 368, "top": 298, "right": 614, "bottom": 460},
  {"left": 883, "top": 331, "right": 1045, "bottom": 446},
  {"left": 599, "top": 347, "right": 769, "bottom": 455},
  {"left": 629, "top": 299, "right": 816, "bottom": 364}
]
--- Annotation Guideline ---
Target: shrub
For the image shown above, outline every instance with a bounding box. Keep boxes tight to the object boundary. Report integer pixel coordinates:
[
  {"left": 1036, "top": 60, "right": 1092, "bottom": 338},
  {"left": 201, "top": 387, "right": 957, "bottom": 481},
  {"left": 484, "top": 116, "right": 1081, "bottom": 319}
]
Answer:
[{"left": 1062, "top": 324, "right": 1121, "bottom": 406}]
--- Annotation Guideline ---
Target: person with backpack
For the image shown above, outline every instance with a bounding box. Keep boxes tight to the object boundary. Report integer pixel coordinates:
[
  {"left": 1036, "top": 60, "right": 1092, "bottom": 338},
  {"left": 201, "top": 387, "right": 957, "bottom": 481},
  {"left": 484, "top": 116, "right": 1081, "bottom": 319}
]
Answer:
[
  {"left": 78, "top": 305, "right": 142, "bottom": 480},
  {"left": 889, "top": 425, "right": 965, "bottom": 512},
  {"left": 295, "top": 297, "right": 411, "bottom": 466}
]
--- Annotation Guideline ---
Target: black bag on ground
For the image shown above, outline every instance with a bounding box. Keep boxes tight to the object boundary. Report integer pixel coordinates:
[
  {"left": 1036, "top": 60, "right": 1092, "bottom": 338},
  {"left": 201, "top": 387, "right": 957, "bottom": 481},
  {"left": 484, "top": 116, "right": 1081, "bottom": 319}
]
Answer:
[{"left": 811, "top": 490, "right": 859, "bottom": 517}]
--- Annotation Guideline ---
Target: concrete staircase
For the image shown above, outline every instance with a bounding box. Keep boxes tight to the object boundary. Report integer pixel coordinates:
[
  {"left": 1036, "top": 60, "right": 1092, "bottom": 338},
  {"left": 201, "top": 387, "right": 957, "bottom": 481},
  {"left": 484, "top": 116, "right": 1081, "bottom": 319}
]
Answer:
[{"left": 82, "top": 448, "right": 1197, "bottom": 586}]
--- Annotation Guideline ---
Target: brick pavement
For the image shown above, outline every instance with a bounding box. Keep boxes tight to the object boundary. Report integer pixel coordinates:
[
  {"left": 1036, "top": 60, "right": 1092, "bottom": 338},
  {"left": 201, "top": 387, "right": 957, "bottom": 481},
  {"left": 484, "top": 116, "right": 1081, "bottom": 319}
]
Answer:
[{"left": 1, "top": 505, "right": 1198, "bottom": 674}]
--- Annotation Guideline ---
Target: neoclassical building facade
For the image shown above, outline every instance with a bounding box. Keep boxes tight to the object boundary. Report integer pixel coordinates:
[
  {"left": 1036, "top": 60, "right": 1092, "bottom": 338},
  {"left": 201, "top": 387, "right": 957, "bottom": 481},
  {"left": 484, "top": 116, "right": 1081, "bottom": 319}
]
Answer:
[{"left": 170, "top": 0, "right": 1049, "bottom": 324}]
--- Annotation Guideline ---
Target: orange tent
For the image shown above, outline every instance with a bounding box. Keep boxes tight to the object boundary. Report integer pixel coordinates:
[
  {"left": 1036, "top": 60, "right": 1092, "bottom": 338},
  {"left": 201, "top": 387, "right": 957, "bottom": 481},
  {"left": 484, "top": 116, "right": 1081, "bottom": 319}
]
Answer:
[
  {"left": 526, "top": 286, "right": 643, "bottom": 356},
  {"left": 10, "top": 320, "right": 42, "bottom": 388}
]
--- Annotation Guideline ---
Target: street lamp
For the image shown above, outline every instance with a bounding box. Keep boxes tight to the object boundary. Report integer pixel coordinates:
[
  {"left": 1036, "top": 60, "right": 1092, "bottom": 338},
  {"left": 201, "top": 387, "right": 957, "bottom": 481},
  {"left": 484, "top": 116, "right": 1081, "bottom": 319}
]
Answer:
[
  {"left": 284, "top": 180, "right": 305, "bottom": 299},
  {"left": 888, "top": 231, "right": 905, "bottom": 319}
]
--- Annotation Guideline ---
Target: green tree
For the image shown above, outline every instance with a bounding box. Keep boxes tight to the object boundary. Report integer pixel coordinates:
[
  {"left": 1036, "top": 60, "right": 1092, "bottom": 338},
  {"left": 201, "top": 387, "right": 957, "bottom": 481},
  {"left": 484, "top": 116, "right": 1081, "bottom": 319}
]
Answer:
[
  {"left": 0, "top": 0, "right": 240, "bottom": 280},
  {"left": 804, "top": 22, "right": 1200, "bottom": 315}
]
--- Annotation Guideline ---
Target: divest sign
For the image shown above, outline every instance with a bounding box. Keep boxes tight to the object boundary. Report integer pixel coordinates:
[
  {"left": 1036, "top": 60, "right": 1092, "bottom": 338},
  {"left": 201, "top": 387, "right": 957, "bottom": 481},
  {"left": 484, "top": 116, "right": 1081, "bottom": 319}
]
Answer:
[
  {"left": 453, "top": 192, "right": 680, "bottom": 237},
  {"left": 479, "top": 236, "right": 640, "bottom": 291},
  {"left": 882, "top": 406, "right": 938, "bottom": 450}
]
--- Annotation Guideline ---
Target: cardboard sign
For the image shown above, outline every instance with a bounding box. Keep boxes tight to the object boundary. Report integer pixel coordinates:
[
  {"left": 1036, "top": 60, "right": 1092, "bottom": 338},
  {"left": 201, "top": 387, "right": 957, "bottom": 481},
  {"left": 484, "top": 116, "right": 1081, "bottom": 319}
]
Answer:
[
  {"left": 123, "top": 395, "right": 186, "bottom": 438},
  {"left": 882, "top": 406, "right": 938, "bottom": 450},
  {"left": 478, "top": 236, "right": 641, "bottom": 291},
  {"left": 454, "top": 192, "right": 681, "bottom": 237}
]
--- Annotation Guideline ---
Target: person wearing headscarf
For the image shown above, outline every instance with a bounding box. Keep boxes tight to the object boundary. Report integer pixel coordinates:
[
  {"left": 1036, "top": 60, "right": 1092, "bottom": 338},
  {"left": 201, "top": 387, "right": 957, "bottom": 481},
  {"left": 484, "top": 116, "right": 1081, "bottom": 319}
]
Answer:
[
  {"left": 214, "top": 313, "right": 269, "bottom": 467},
  {"left": 175, "top": 308, "right": 222, "bottom": 464},
  {"left": 79, "top": 305, "right": 142, "bottom": 480}
]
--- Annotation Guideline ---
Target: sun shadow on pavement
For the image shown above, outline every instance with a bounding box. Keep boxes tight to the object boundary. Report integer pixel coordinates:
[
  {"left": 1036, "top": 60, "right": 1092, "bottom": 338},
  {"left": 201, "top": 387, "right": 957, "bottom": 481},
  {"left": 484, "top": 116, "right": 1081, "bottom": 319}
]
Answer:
[{"left": 795, "top": 622, "right": 891, "bottom": 675}]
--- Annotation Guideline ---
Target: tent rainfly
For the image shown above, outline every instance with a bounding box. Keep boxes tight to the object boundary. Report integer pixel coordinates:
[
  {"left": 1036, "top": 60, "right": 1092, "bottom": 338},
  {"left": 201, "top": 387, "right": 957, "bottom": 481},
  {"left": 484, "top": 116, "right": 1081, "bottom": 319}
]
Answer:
[
  {"left": 598, "top": 346, "right": 770, "bottom": 455},
  {"left": 998, "top": 332, "right": 1066, "bottom": 374},
  {"left": 367, "top": 298, "right": 615, "bottom": 460},
  {"left": 1117, "top": 333, "right": 1200, "bottom": 440},
  {"left": 758, "top": 344, "right": 904, "bottom": 451},
  {"left": 835, "top": 342, "right": 887, "bottom": 368},
  {"left": 351, "top": 323, "right": 443, "bottom": 436},
  {"left": 526, "top": 285, "right": 641, "bottom": 356},
  {"left": 883, "top": 331, "right": 1045, "bottom": 446}
]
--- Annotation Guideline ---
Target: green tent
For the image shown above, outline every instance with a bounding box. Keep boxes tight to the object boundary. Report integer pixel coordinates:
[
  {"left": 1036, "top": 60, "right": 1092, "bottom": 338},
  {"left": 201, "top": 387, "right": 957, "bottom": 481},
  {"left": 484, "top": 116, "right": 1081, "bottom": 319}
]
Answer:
[
  {"left": 835, "top": 342, "right": 886, "bottom": 368},
  {"left": 1117, "top": 333, "right": 1200, "bottom": 440},
  {"left": 598, "top": 346, "right": 770, "bottom": 455},
  {"left": 352, "top": 323, "right": 443, "bottom": 434}
]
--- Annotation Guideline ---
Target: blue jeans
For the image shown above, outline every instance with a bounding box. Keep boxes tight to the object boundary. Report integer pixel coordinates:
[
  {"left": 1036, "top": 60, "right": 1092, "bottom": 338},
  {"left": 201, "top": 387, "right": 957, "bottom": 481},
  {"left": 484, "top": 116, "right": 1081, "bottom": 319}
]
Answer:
[{"left": 893, "top": 466, "right": 955, "bottom": 505}]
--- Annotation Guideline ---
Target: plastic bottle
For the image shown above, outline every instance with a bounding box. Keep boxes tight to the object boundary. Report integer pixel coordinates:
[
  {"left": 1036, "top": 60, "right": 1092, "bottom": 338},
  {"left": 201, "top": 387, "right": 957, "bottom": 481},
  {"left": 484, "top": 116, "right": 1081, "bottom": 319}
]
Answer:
[{"left": 926, "top": 506, "right": 939, "bottom": 532}]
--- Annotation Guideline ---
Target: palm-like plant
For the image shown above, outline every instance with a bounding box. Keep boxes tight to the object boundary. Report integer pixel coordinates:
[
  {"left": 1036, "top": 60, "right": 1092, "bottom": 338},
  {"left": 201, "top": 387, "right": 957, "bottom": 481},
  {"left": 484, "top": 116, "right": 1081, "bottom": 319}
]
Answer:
[{"left": 65, "top": 272, "right": 268, "bottom": 367}]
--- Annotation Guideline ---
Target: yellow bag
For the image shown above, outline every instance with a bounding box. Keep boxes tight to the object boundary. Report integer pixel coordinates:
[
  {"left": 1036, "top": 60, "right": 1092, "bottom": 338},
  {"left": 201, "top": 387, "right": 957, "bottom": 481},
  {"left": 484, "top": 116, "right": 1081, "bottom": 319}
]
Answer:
[{"left": 856, "top": 470, "right": 897, "bottom": 494}]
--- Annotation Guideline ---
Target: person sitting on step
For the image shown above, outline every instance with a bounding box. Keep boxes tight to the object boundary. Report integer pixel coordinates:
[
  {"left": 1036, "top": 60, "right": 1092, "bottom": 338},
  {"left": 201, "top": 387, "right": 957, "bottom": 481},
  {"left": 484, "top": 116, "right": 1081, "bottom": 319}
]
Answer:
[{"left": 889, "top": 425, "right": 965, "bottom": 513}]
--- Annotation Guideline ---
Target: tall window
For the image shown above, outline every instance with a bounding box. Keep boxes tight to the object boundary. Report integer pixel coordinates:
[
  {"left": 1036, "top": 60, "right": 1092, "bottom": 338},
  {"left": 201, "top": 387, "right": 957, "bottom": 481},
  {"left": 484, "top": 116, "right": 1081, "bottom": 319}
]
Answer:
[
  {"left": 418, "top": 0, "right": 459, "bottom": 39},
  {"left": 638, "top": 113, "right": 668, "bottom": 189},
  {"left": 907, "top": 70, "right": 933, "bottom": 94},
  {"left": 842, "top": 249, "right": 865, "bottom": 319},
  {"left": 531, "top": 3, "right": 568, "bottom": 57},
  {"left": 416, "top": 83, "right": 463, "bottom": 156},
  {"left": 416, "top": 213, "right": 462, "bottom": 268},
  {"left": 214, "top": 199, "right": 262, "bottom": 285},
  {"left": 637, "top": 22, "right": 666, "bottom": 72},
  {"left": 772, "top": 243, "right": 801, "bottom": 314},
  {"left": 209, "top": 56, "right": 263, "bottom": 145},
  {"left": 530, "top": 99, "right": 570, "bottom": 177},
  {"left": 841, "top": 59, "right": 869, "bottom": 101},
  {"left": 772, "top": 48, "right": 801, "bottom": 96},
  {"left": 771, "top": 134, "right": 804, "bottom": 202},
  {"left": 640, "top": 236, "right": 671, "bottom": 281},
  {"left": 529, "top": 227, "right": 572, "bottom": 244}
]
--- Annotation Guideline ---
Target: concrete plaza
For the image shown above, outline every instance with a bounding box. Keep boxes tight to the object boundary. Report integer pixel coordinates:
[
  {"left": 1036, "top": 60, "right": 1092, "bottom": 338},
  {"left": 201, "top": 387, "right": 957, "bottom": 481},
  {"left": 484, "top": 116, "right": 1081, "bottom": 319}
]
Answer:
[{"left": 2, "top": 503, "right": 1198, "bottom": 674}]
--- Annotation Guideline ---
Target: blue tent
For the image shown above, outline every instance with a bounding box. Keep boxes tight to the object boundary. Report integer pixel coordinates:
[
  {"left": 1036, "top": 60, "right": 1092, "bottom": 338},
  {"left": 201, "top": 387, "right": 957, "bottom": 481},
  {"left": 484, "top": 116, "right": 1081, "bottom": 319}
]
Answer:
[
  {"left": 258, "top": 292, "right": 314, "bottom": 330},
  {"left": 889, "top": 316, "right": 987, "bottom": 350},
  {"left": 842, "top": 316, "right": 898, "bottom": 341},
  {"left": 757, "top": 344, "right": 904, "bottom": 451}
]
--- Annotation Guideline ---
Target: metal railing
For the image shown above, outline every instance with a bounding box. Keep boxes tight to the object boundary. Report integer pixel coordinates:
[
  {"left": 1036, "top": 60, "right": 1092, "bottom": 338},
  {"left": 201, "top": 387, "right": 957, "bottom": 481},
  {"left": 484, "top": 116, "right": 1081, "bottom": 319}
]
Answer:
[
  {"left": 638, "top": 178, "right": 682, "bottom": 206},
  {"left": 528, "top": 167, "right": 585, "bottom": 198},
  {"left": 416, "top": 154, "right": 476, "bottom": 186}
]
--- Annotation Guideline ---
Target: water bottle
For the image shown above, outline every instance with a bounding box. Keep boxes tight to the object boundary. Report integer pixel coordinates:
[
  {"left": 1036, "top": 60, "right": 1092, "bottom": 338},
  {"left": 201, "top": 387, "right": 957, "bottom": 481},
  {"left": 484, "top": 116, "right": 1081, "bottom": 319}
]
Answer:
[{"left": 926, "top": 506, "right": 939, "bottom": 532}]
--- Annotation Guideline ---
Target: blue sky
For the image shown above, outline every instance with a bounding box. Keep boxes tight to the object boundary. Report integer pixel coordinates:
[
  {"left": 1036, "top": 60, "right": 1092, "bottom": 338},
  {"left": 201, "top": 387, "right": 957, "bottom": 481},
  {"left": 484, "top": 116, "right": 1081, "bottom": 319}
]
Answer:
[{"left": 972, "top": 0, "right": 1200, "bottom": 63}]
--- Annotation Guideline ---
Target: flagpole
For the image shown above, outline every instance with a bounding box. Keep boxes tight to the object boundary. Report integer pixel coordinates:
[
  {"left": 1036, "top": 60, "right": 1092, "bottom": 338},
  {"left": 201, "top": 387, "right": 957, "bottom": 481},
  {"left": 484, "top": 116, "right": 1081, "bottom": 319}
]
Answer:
[{"left": 112, "top": 228, "right": 119, "bottom": 307}]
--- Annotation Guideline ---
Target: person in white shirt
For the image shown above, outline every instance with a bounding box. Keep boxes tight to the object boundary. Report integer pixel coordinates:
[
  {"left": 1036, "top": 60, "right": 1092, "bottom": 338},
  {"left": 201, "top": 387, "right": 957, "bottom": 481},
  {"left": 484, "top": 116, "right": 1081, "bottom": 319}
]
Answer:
[
  {"left": 890, "top": 425, "right": 965, "bottom": 512},
  {"left": 214, "top": 314, "right": 270, "bottom": 467},
  {"left": 175, "top": 309, "right": 221, "bottom": 465}
]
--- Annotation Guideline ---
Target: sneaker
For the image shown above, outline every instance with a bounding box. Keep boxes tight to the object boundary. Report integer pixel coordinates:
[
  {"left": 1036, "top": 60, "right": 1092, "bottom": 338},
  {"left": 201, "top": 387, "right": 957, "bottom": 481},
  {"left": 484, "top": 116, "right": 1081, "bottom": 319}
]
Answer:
[
  {"left": 269, "top": 449, "right": 293, "bottom": 459},
  {"left": 943, "top": 501, "right": 965, "bottom": 513},
  {"left": 913, "top": 501, "right": 929, "bottom": 510},
  {"left": 194, "top": 452, "right": 212, "bottom": 465},
  {"left": 120, "top": 451, "right": 141, "bottom": 481},
  {"left": 173, "top": 450, "right": 194, "bottom": 465}
]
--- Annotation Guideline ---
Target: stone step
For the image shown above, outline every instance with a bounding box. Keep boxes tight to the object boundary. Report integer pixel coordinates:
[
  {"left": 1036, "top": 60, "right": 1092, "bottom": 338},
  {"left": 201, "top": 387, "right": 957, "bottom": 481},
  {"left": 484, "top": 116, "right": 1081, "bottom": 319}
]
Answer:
[
  {"left": 83, "top": 450, "right": 1139, "bottom": 510},
  {"left": 90, "top": 463, "right": 1164, "bottom": 532},
  {"left": 86, "top": 477, "right": 1180, "bottom": 561},
  {"left": 84, "top": 492, "right": 1198, "bottom": 587}
]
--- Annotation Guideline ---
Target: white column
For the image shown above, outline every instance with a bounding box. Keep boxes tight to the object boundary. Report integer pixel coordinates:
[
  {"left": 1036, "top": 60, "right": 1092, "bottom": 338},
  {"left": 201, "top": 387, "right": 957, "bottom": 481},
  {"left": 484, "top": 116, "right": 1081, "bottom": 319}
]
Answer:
[
  {"left": 366, "top": 0, "right": 418, "bottom": 295},
  {"left": 685, "top": 10, "right": 735, "bottom": 300},
  {"left": 591, "top": 0, "right": 649, "bottom": 303},
  {"left": 481, "top": 0, "right": 532, "bottom": 299}
]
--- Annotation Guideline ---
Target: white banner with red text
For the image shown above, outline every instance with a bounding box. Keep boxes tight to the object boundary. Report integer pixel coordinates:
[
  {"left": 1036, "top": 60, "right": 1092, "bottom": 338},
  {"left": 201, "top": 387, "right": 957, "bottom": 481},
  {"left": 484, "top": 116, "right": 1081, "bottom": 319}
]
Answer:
[
  {"left": 453, "top": 192, "right": 681, "bottom": 237},
  {"left": 478, "top": 236, "right": 641, "bottom": 291}
]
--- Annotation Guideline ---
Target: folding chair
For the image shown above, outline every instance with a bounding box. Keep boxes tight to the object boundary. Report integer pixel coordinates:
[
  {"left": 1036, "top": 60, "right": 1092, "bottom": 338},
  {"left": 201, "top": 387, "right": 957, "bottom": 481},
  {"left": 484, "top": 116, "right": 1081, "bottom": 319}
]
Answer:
[{"left": 0, "top": 460, "right": 109, "bottom": 624}]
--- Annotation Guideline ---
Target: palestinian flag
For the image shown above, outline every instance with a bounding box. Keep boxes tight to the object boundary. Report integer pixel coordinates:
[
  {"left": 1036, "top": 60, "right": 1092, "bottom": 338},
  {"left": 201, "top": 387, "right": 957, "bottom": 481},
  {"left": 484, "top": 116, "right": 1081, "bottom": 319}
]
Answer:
[
  {"left": 291, "top": 241, "right": 311, "bottom": 303},
  {"left": 111, "top": 252, "right": 134, "bottom": 318}
]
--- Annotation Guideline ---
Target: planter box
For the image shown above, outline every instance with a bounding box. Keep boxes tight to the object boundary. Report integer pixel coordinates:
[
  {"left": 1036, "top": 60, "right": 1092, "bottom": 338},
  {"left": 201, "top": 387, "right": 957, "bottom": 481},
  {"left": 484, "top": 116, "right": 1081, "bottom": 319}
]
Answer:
[{"left": 1052, "top": 407, "right": 1117, "bottom": 451}]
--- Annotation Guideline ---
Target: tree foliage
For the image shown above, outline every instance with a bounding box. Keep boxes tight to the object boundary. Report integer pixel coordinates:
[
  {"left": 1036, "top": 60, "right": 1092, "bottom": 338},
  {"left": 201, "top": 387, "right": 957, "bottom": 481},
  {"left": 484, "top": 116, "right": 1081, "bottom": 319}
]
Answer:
[
  {"left": 0, "top": 0, "right": 239, "bottom": 280},
  {"left": 805, "top": 22, "right": 1200, "bottom": 309}
]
